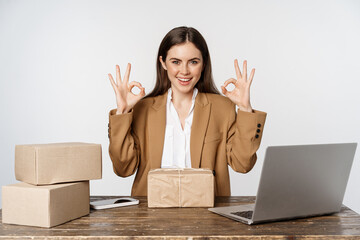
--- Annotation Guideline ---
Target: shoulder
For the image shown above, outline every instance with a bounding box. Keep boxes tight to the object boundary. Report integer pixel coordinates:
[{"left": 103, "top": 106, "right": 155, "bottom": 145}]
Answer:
[
  {"left": 132, "top": 97, "right": 154, "bottom": 117},
  {"left": 134, "top": 97, "right": 154, "bottom": 109},
  {"left": 198, "top": 93, "right": 236, "bottom": 128},
  {"left": 133, "top": 93, "right": 167, "bottom": 116},
  {"left": 202, "top": 93, "right": 235, "bottom": 111}
]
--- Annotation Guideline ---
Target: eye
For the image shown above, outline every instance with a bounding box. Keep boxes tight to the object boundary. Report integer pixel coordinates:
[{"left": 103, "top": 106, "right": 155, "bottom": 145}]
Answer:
[
  {"left": 171, "top": 60, "right": 180, "bottom": 65},
  {"left": 190, "top": 60, "right": 199, "bottom": 64}
]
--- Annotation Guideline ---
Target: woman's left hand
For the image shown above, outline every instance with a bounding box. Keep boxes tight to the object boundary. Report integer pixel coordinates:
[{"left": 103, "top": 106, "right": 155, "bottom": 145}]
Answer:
[{"left": 221, "top": 59, "right": 255, "bottom": 113}]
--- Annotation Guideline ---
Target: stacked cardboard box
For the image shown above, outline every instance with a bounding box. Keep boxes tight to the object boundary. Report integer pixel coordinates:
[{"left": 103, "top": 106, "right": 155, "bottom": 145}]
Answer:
[{"left": 2, "top": 142, "right": 102, "bottom": 228}]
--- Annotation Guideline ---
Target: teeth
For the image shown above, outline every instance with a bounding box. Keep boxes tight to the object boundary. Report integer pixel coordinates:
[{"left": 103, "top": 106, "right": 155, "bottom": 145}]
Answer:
[{"left": 178, "top": 78, "right": 191, "bottom": 82}]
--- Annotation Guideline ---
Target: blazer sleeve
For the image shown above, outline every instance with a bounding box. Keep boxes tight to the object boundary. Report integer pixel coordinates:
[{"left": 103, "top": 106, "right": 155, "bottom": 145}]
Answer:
[
  {"left": 226, "top": 109, "right": 267, "bottom": 173},
  {"left": 108, "top": 108, "right": 140, "bottom": 177}
]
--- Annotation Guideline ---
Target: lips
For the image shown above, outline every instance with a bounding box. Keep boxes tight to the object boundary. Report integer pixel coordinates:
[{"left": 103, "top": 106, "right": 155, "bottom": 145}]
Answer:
[
  {"left": 176, "top": 77, "right": 192, "bottom": 86},
  {"left": 177, "top": 77, "right": 192, "bottom": 82}
]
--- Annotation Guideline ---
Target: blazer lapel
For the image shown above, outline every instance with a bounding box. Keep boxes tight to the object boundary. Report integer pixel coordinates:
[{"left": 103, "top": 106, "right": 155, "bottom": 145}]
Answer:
[
  {"left": 190, "top": 93, "right": 211, "bottom": 168},
  {"left": 148, "top": 92, "right": 167, "bottom": 169}
]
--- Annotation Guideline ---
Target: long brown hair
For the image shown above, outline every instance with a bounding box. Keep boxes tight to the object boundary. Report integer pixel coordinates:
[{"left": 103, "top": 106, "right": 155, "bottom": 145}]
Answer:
[{"left": 146, "top": 26, "right": 219, "bottom": 98}]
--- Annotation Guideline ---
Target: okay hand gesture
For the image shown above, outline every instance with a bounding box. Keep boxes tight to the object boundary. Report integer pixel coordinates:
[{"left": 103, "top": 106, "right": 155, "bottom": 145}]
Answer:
[
  {"left": 108, "top": 64, "right": 145, "bottom": 114},
  {"left": 221, "top": 59, "right": 255, "bottom": 113}
]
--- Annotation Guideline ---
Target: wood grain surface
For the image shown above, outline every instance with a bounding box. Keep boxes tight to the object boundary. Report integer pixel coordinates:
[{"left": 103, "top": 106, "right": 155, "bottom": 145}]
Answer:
[{"left": 1, "top": 196, "right": 360, "bottom": 239}]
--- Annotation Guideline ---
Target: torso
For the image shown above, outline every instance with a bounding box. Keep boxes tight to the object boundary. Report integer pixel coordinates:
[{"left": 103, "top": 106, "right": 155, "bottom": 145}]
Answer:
[{"left": 172, "top": 101, "right": 192, "bottom": 130}]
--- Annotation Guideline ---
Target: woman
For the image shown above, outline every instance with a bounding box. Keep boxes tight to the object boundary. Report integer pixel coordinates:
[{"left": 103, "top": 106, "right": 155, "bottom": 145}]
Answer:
[{"left": 107, "top": 26, "right": 266, "bottom": 196}]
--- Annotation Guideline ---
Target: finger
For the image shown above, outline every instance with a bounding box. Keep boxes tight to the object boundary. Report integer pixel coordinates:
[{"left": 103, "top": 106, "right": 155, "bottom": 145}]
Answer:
[
  {"left": 221, "top": 85, "right": 228, "bottom": 96},
  {"left": 108, "top": 74, "right": 117, "bottom": 92},
  {"left": 223, "top": 78, "right": 237, "bottom": 88},
  {"left": 129, "top": 81, "right": 143, "bottom": 88},
  {"left": 128, "top": 81, "right": 143, "bottom": 95},
  {"left": 249, "top": 68, "right": 255, "bottom": 86},
  {"left": 116, "top": 65, "right": 122, "bottom": 84},
  {"left": 124, "top": 63, "right": 131, "bottom": 84},
  {"left": 243, "top": 60, "right": 247, "bottom": 81},
  {"left": 139, "top": 86, "right": 146, "bottom": 97},
  {"left": 234, "top": 59, "right": 242, "bottom": 80}
]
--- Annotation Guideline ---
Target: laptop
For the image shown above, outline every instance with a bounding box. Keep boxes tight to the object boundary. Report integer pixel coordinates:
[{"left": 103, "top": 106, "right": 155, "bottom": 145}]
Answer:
[{"left": 208, "top": 143, "right": 357, "bottom": 225}]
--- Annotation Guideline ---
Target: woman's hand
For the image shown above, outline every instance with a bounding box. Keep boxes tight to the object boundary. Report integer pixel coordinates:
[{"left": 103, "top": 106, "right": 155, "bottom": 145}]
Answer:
[
  {"left": 108, "top": 63, "right": 145, "bottom": 114},
  {"left": 221, "top": 59, "right": 255, "bottom": 113}
]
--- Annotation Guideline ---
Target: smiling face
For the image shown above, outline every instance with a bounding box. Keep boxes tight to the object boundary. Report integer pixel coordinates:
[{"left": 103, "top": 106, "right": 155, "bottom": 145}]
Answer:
[{"left": 160, "top": 41, "right": 204, "bottom": 97}]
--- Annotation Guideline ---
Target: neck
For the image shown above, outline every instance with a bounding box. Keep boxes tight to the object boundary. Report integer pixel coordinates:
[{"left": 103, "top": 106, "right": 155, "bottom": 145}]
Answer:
[{"left": 171, "top": 88, "right": 194, "bottom": 107}]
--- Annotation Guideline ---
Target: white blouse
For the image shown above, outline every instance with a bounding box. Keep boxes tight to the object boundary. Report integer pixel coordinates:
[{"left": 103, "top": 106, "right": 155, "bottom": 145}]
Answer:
[{"left": 160, "top": 88, "right": 198, "bottom": 168}]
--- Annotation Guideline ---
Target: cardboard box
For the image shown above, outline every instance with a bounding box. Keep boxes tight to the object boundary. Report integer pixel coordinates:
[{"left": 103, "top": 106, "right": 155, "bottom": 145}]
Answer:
[
  {"left": 2, "top": 181, "right": 90, "bottom": 228},
  {"left": 15, "top": 142, "right": 102, "bottom": 185},
  {"left": 147, "top": 168, "right": 214, "bottom": 208}
]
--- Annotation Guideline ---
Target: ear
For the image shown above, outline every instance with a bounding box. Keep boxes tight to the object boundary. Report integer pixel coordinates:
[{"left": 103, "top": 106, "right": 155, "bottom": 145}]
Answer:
[{"left": 159, "top": 56, "right": 167, "bottom": 71}]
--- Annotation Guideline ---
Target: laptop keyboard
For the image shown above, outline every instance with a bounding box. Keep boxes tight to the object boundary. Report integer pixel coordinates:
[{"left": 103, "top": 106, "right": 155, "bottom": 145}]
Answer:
[{"left": 231, "top": 210, "right": 253, "bottom": 219}]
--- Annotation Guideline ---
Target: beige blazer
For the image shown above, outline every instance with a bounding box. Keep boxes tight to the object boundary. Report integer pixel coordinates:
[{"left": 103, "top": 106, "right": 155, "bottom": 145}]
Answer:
[{"left": 108, "top": 92, "right": 266, "bottom": 196}]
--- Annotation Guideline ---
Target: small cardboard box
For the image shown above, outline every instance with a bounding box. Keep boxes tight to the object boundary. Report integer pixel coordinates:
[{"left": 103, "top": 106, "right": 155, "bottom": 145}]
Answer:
[
  {"left": 15, "top": 142, "right": 102, "bottom": 185},
  {"left": 2, "top": 181, "right": 90, "bottom": 228},
  {"left": 147, "top": 168, "right": 214, "bottom": 208}
]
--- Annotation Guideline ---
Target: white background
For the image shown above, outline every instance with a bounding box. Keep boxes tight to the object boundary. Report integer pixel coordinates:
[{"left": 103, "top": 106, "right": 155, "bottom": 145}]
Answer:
[{"left": 1, "top": 0, "right": 360, "bottom": 213}]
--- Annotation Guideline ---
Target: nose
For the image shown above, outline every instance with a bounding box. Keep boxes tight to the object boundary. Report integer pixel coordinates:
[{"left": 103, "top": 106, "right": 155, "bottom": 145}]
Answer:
[{"left": 180, "top": 63, "right": 190, "bottom": 75}]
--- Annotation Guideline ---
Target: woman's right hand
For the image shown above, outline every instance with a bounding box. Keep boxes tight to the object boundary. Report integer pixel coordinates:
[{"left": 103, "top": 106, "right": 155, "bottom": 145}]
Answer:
[{"left": 108, "top": 63, "right": 145, "bottom": 114}]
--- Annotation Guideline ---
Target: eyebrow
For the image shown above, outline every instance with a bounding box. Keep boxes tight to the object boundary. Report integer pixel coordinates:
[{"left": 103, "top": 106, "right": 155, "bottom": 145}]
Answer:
[{"left": 169, "top": 57, "right": 201, "bottom": 61}]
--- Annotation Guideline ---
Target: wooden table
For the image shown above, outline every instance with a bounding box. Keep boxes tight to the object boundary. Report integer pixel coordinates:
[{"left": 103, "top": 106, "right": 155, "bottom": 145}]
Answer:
[{"left": 1, "top": 196, "right": 360, "bottom": 239}]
